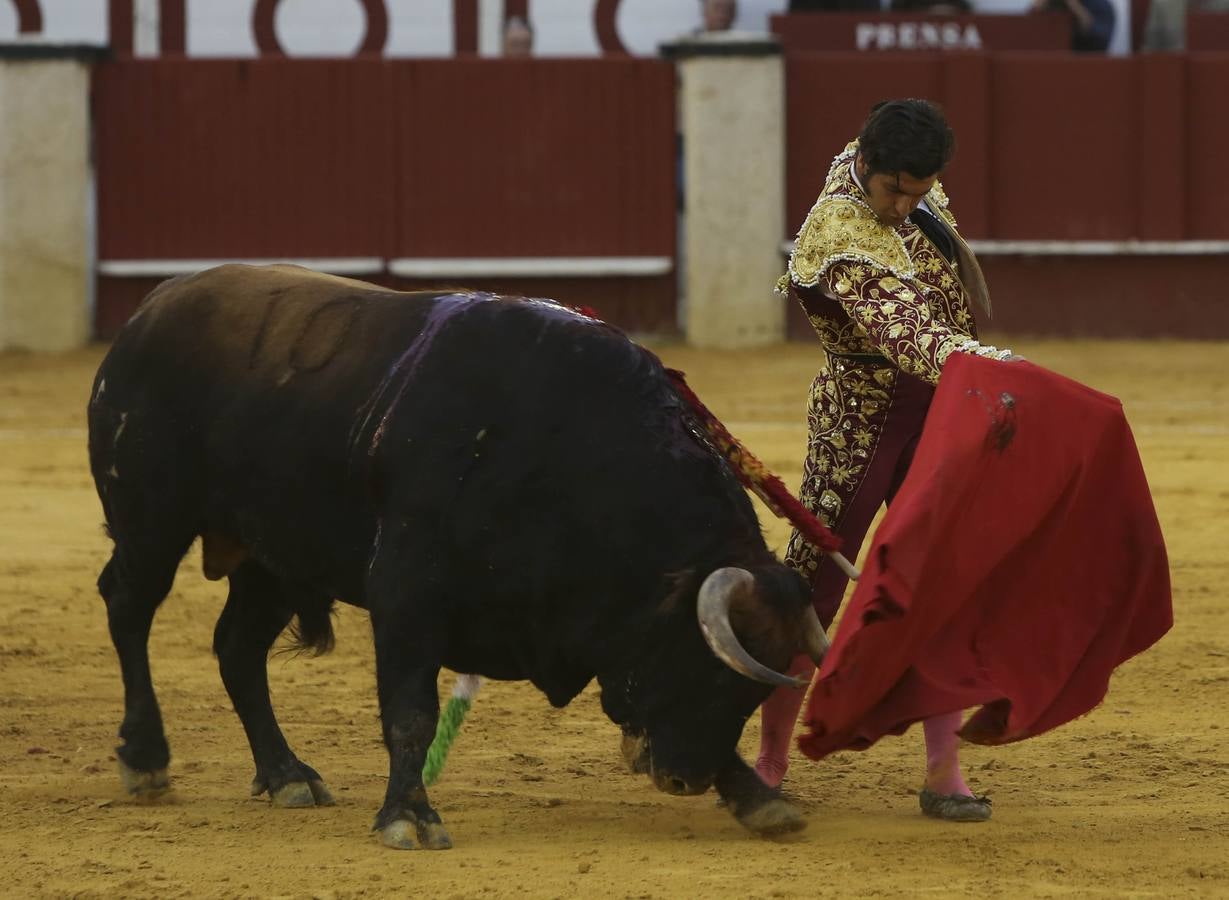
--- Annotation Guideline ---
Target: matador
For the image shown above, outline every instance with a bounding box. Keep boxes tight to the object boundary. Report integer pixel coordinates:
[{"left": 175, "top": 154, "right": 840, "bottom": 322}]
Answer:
[{"left": 756, "top": 99, "right": 1015, "bottom": 822}]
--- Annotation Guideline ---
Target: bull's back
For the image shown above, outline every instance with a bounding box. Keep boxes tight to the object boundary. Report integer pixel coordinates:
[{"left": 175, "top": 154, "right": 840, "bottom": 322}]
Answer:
[{"left": 100, "top": 265, "right": 430, "bottom": 397}]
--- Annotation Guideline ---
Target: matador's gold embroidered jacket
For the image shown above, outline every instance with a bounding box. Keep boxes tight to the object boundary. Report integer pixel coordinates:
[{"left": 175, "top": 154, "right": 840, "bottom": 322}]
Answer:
[{"left": 779, "top": 140, "right": 1011, "bottom": 584}]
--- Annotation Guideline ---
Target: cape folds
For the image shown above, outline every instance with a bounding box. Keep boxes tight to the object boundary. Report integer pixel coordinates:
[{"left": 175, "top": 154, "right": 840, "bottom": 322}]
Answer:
[{"left": 798, "top": 354, "right": 1172, "bottom": 758}]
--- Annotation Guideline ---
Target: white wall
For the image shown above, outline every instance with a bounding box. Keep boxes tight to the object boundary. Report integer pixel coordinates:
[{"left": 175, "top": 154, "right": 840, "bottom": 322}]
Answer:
[
  {"left": 0, "top": 0, "right": 107, "bottom": 45},
  {"left": 0, "top": 0, "right": 1128, "bottom": 57},
  {"left": 0, "top": 0, "right": 793, "bottom": 57},
  {"left": 0, "top": 58, "right": 92, "bottom": 351}
]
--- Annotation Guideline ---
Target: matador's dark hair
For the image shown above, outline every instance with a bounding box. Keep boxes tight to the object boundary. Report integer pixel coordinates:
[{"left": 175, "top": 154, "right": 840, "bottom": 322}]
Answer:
[{"left": 857, "top": 99, "right": 955, "bottom": 180}]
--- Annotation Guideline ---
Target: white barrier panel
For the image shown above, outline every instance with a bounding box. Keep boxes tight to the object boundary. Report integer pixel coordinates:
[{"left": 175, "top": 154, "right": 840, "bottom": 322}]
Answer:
[
  {"left": 666, "top": 34, "right": 785, "bottom": 349},
  {"left": 0, "top": 49, "right": 93, "bottom": 352}
]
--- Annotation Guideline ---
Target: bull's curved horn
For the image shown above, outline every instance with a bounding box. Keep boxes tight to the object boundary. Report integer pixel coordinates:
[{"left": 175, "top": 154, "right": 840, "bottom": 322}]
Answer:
[
  {"left": 799, "top": 606, "right": 830, "bottom": 668},
  {"left": 697, "top": 568, "right": 808, "bottom": 689}
]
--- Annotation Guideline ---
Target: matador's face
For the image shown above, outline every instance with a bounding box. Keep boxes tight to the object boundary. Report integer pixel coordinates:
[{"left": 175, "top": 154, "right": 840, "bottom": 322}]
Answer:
[{"left": 856, "top": 153, "right": 938, "bottom": 229}]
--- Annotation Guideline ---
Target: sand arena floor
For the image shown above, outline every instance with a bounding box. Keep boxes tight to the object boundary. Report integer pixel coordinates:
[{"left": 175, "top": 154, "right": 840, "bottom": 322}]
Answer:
[{"left": 1, "top": 339, "right": 1226, "bottom": 899}]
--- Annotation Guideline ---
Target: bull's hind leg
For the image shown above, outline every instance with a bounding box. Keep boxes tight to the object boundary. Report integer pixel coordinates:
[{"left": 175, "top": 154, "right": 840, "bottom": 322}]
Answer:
[
  {"left": 367, "top": 537, "right": 452, "bottom": 851},
  {"left": 214, "top": 561, "right": 336, "bottom": 808},
  {"left": 98, "top": 537, "right": 192, "bottom": 798}
]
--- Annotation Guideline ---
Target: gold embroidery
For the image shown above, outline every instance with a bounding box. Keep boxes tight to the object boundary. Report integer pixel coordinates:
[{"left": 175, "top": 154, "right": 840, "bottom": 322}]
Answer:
[
  {"left": 824, "top": 260, "right": 980, "bottom": 385},
  {"left": 819, "top": 489, "right": 843, "bottom": 521},
  {"left": 927, "top": 181, "right": 952, "bottom": 214},
  {"left": 783, "top": 140, "right": 1001, "bottom": 587},
  {"left": 784, "top": 363, "right": 895, "bottom": 579},
  {"left": 789, "top": 199, "right": 914, "bottom": 288}
]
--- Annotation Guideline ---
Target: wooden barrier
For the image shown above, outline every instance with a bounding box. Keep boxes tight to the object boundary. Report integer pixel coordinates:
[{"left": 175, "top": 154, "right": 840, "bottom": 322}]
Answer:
[
  {"left": 785, "top": 53, "right": 1229, "bottom": 241},
  {"left": 91, "top": 52, "right": 1229, "bottom": 340},
  {"left": 1187, "top": 12, "right": 1229, "bottom": 50},
  {"left": 92, "top": 57, "right": 677, "bottom": 337}
]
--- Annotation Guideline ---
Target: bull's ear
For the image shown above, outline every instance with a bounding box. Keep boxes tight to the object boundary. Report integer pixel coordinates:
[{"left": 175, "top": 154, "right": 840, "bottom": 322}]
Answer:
[{"left": 696, "top": 568, "right": 809, "bottom": 688}]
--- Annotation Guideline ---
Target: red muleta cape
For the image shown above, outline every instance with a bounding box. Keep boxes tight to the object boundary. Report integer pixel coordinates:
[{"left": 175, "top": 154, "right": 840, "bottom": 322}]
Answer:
[{"left": 798, "top": 353, "right": 1172, "bottom": 759}]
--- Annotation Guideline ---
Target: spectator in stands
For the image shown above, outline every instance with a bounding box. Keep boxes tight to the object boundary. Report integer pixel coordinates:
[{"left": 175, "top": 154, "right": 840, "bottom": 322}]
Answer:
[
  {"left": 1143, "top": 0, "right": 1186, "bottom": 48},
  {"left": 502, "top": 15, "right": 534, "bottom": 57},
  {"left": 1031, "top": 0, "right": 1116, "bottom": 50},
  {"left": 698, "top": 0, "right": 738, "bottom": 32},
  {"left": 1143, "top": 0, "right": 1229, "bottom": 50}
]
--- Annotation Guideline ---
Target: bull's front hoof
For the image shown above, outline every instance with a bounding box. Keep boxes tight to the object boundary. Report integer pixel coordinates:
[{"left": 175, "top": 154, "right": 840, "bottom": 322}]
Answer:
[
  {"left": 118, "top": 759, "right": 171, "bottom": 799},
  {"left": 734, "top": 797, "right": 807, "bottom": 838},
  {"left": 379, "top": 819, "right": 453, "bottom": 851},
  {"left": 270, "top": 780, "right": 336, "bottom": 808}
]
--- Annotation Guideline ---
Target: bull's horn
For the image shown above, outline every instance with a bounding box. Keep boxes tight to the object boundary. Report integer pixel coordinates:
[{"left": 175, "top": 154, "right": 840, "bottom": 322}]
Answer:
[
  {"left": 799, "top": 606, "right": 830, "bottom": 668},
  {"left": 697, "top": 568, "right": 808, "bottom": 689}
]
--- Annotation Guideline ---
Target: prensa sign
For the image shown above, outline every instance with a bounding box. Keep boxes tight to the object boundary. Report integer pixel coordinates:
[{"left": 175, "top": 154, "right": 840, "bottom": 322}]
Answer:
[{"left": 854, "top": 20, "right": 984, "bottom": 50}]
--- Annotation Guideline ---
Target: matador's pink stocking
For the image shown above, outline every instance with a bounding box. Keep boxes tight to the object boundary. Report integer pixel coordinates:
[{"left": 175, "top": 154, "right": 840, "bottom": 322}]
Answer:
[
  {"left": 755, "top": 653, "right": 815, "bottom": 788},
  {"left": 923, "top": 710, "right": 973, "bottom": 797}
]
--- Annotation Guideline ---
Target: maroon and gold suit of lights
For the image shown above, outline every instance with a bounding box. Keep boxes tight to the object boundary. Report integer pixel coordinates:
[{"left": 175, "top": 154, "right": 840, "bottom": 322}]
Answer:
[{"left": 779, "top": 141, "right": 1012, "bottom": 594}]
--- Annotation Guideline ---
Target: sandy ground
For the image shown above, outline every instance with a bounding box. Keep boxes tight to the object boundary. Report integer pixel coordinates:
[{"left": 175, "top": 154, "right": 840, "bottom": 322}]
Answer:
[{"left": 1, "top": 339, "right": 1226, "bottom": 899}]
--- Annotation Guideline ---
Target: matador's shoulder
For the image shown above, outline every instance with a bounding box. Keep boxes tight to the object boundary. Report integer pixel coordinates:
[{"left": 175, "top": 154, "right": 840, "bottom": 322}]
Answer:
[
  {"left": 784, "top": 142, "right": 913, "bottom": 291},
  {"left": 786, "top": 199, "right": 914, "bottom": 290}
]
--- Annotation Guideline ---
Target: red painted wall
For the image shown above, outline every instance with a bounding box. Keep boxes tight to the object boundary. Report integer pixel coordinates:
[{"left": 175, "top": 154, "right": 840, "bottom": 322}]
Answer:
[
  {"left": 95, "top": 59, "right": 396, "bottom": 260},
  {"left": 785, "top": 52, "right": 1229, "bottom": 241},
  {"left": 94, "top": 57, "right": 676, "bottom": 261},
  {"left": 389, "top": 60, "right": 675, "bottom": 258},
  {"left": 92, "top": 57, "right": 677, "bottom": 335},
  {"left": 93, "top": 54, "right": 1229, "bottom": 340}
]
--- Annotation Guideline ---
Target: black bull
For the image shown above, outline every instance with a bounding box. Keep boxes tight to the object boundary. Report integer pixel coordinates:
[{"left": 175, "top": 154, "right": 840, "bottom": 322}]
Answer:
[{"left": 87, "top": 264, "right": 830, "bottom": 849}]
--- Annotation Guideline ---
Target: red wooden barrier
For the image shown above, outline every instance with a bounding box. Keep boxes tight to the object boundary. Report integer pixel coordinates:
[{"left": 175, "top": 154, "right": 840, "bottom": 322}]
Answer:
[
  {"left": 783, "top": 53, "right": 1229, "bottom": 340},
  {"left": 1185, "top": 55, "right": 1229, "bottom": 238},
  {"left": 988, "top": 56, "right": 1136, "bottom": 240},
  {"left": 92, "top": 57, "right": 677, "bottom": 336},
  {"left": 95, "top": 58, "right": 675, "bottom": 260},
  {"left": 1187, "top": 12, "right": 1229, "bottom": 50},
  {"left": 785, "top": 52, "right": 1229, "bottom": 241},
  {"left": 92, "top": 54, "right": 1229, "bottom": 340},
  {"left": 390, "top": 60, "right": 675, "bottom": 259},
  {"left": 94, "top": 59, "right": 395, "bottom": 260}
]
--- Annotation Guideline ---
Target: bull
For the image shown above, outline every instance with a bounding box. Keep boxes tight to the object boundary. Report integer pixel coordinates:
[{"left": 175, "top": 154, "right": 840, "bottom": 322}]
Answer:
[{"left": 87, "top": 264, "right": 830, "bottom": 849}]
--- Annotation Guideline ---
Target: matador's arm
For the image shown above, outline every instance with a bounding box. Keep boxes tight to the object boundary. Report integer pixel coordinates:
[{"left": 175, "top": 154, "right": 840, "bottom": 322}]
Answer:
[{"left": 822, "top": 261, "right": 1012, "bottom": 385}]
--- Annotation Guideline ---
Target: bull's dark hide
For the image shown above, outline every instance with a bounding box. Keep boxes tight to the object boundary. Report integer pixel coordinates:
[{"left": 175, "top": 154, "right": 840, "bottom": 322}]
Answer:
[{"left": 87, "top": 264, "right": 817, "bottom": 848}]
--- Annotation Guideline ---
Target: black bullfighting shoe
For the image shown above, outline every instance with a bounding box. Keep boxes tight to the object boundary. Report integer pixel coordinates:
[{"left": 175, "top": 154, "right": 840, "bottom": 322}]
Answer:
[{"left": 918, "top": 788, "right": 993, "bottom": 822}]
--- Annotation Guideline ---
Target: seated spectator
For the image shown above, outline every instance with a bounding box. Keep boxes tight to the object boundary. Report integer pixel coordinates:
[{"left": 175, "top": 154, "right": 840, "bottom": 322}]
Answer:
[
  {"left": 1031, "top": 0, "right": 1116, "bottom": 50},
  {"left": 1143, "top": 0, "right": 1229, "bottom": 50},
  {"left": 1143, "top": 0, "right": 1185, "bottom": 48},
  {"left": 697, "top": 0, "right": 738, "bottom": 32},
  {"left": 502, "top": 15, "right": 533, "bottom": 57}
]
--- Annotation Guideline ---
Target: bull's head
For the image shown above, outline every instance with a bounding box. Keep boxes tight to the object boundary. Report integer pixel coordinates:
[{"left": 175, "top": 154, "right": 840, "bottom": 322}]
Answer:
[
  {"left": 696, "top": 567, "right": 830, "bottom": 689},
  {"left": 601, "top": 564, "right": 828, "bottom": 800}
]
